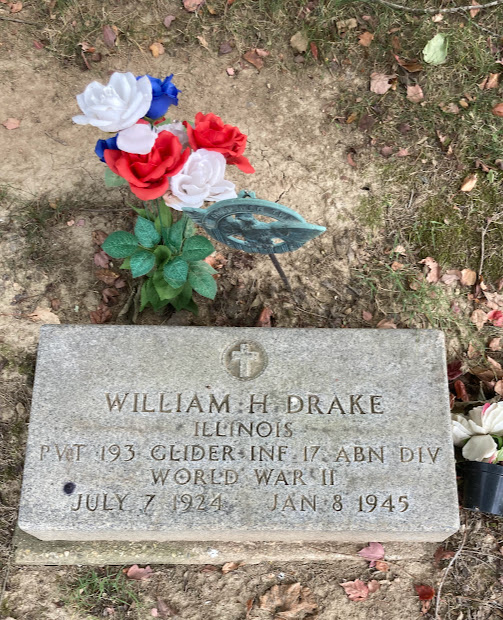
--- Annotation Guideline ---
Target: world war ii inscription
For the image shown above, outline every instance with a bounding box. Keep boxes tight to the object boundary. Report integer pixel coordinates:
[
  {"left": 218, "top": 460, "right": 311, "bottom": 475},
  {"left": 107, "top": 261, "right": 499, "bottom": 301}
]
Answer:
[{"left": 18, "top": 326, "right": 459, "bottom": 542}]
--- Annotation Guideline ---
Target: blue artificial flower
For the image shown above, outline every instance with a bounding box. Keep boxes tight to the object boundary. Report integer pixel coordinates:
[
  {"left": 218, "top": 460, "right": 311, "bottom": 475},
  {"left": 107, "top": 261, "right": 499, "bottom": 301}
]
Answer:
[
  {"left": 95, "top": 135, "right": 119, "bottom": 162},
  {"left": 137, "top": 74, "right": 180, "bottom": 120}
]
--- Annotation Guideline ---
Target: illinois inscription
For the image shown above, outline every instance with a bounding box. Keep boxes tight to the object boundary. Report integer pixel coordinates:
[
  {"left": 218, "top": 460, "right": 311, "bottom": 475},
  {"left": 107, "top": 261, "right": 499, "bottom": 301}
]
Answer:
[{"left": 18, "top": 326, "right": 460, "bottom": 542}]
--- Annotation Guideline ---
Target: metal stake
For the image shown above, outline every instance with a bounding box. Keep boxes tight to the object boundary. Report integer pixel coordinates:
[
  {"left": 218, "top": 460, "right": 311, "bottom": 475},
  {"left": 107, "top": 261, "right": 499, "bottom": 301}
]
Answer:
[{"left": 268, "top": 253, "right": 293, "bottom": 293}]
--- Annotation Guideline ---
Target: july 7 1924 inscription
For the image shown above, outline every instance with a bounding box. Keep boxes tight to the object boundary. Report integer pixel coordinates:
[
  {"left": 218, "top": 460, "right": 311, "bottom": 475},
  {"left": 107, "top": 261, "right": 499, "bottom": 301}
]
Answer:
[{"left": 18, "top": 325, "right": 459, "bottom": 542}]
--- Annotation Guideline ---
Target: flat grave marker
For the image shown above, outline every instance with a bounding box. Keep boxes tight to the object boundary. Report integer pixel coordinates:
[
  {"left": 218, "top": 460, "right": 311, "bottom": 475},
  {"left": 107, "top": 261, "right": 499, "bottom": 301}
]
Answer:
[{"left": 18, "top": 326, "right": 459, "bottom": 542}]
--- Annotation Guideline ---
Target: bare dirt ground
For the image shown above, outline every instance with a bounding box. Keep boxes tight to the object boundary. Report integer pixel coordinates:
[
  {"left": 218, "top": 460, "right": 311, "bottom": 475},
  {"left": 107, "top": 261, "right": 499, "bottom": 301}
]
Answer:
[{"left": 1, "top": 1, "right": 503, "bottom": 618}]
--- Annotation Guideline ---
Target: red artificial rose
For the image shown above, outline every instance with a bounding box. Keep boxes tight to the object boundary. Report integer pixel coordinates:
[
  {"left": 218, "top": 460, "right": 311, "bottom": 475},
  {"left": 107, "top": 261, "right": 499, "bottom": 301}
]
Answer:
[
  {"left": 184, "top": 112, "right": 254, "bottom": 173},
  {"left": 104, "top": 131, "right": 190, "bottom": 200}
]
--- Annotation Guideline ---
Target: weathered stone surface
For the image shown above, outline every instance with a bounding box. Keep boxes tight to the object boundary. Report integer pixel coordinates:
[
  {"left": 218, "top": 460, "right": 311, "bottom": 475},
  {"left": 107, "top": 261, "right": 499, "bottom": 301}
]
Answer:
[{"left": 18, "top": 326, "right": 459, "bottom": 543}]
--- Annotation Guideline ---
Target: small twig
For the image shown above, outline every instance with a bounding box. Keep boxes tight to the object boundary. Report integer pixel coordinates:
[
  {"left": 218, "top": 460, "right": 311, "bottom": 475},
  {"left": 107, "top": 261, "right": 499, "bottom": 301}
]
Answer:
[
  {"left": 117, "top": 286, "right": 136, "bottom": 319},
  {"left": 0, "top": 15, "right": 39, "bottom": 25},
  {"left": 373, "top": 0, "right": 503, "bottom": 13},
  {"left": 435, "top": 527, "right": 468, "bottom": 620}
]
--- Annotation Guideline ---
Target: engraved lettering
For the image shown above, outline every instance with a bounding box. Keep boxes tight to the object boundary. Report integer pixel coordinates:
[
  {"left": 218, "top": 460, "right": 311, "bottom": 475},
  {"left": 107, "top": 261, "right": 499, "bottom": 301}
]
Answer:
[
  {"left": 209, "top": 394, "right": 230, "bottom": 413},
  {"left": 159, "top": 393, "right": 172, "bottom": 413},
  {"left": 249, "top": 394, "right": 268, "bottom": 413},
  {"left": 270, "top": 494, "right": 316, "bottom": 511},
  {"left": 105, "top": 392, "right": 129, "bottom": 412},
  {"left": 370, "top": 395, "right": 384, "bottom": 414},
  {"left": 350, "top": 395, "right": 367, "bottom": 414},
  {"left": 186, "top": 395, "right": 203, "bottom": 413},
  {"left": 254, "top": 469, "right": 306, "bottom": 485},
  {"left": 327, "top": 396, "right": 346, "bottom": 414},
  {"left": 287, "top": 395, "right": 303, "bottom": 413}
]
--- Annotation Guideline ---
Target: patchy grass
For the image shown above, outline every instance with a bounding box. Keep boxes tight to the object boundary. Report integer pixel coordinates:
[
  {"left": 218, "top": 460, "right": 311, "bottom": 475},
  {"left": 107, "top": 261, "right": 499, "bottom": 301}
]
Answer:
[{"left": 64, "top": 567, "right": 140, "bottom": 617}]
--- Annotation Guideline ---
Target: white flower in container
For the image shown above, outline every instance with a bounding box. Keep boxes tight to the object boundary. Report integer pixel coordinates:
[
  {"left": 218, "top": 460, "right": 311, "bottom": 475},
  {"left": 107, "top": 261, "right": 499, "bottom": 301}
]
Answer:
[{"left": 452, "top": 402, "right": 503, "bottom": 462}]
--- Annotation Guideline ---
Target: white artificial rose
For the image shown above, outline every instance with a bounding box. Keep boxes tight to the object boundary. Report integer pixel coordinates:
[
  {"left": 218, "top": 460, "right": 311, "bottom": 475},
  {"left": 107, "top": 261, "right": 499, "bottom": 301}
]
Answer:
[
  {"left": 159, "top": 121, "right": 189, "bottom": 149},
  {"left": 72, "top": 72, "right": 152, "bottom": 133},
  {"left": 117, "top": 123, "right": 158, "bottom": 154},
  {"left": 452, "top": 414, "right": 472, "bottom": 446},
  {"left": 468, "top": 402, "right": 503, "bottom": 436},
  {"left": 462, "top": 434, "right": 498, "bottom": 462},
  {"left": 164, "top": 149, "right": 237, "bottom": 210}
]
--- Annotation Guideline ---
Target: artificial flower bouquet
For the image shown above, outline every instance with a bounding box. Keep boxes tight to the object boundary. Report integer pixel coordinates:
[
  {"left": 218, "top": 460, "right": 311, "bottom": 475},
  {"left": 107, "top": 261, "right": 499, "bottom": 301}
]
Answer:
[
  {"left": 73, "top": 71, "right": 254, "bottom": 314},
  {"left": 452, "top": 402, "right": 503, "bottom": 464}
]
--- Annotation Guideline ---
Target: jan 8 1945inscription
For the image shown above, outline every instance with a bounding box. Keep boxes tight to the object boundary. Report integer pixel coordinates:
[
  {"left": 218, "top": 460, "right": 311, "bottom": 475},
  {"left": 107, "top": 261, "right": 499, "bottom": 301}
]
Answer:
[{"left": 18, "top": 326, "right": 459, "bottom": 542}]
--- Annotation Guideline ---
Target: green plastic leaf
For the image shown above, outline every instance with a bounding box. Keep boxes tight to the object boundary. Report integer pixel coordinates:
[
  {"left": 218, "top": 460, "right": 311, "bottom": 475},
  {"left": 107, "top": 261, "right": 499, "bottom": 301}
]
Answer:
[
  {"left": 153, "top": 269, "right": 182, "bottom": 300},
  {"left": 181, "top": 235, "right": 214, "bottom": 262},
  {"left": 171, "top": 282, "right": 193, "bottom": 311},
  {"left": 167, "top": 215, "right": 188, "bottom": 252},
  {"left": 141, "top": 277, "right": 171, "bottom": 311},
  {"left": 183, "top": 298, "right": 199, "bottom": 315},
  {"left": 423, "top": 34, "right": 448, "bottom": 66},
  {"left": 188, "top": 261, "right": 218, "bottom": 300},
  {"left": 130, "top": 250, "right": 155, "bottom": 278},
  {"left": 131, "top": 206, "right": 155, "bottom": 222},
  {"left": 163, "top": 257, "right": 189, "bottom": 288},
  {"left": 135, "top": 217, "right": 161, "bottom": 248},
  {"left": 154, "top": 245, "right": 172, "bottom": 266},
  {"left": 158, "top": 200, "right": 173, "bottom": 243},
  {"left": 104, "top": 168, "right": 128, "bottom": 187},
  {"left": 101, "top": 231, "right": 138, "bottom": 259},
  {"left": 120, "top": 257, "right": 131, "bottom": 270},
  {"left": 184, "top": 216, "right": 196, "bottom": 239}
]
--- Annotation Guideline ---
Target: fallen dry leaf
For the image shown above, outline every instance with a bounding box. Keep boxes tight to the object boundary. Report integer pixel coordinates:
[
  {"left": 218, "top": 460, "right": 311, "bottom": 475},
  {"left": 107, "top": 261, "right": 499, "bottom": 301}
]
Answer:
[
  {"left": 492, "top": 103, "right": 503, "bottom": 117},
  {"left": 487, "top": 356, "right": 503, "bottom": 378},
  {"left": 347, "top": 152, "right": 357, "bottom": 167},
  {"left": 258, "top": 583, "right": 318, "bottom": 618},
  {"left": 370, "top": 72, "right": 396, "bottom": 95},
  {"left": 483, "top": 290, "right": 503, "bottom": 310},
  {"left": 290, "top": 31, "right": 308, "bottom": 53},
  {"left": 102, "top": 288, "right": 120, "bottom": 305},
  {"left": 2, "top": 118, "right": 20, "bottom": 130},
  {"left": 358, "top": 542, "right": 385, "bottom": 567},
  {"left": 226, "top": 67, "right": 235, "bottom": 76},
  {"left": 90, "top": 303, "right": 112, "bottom": 324},
  {"left": 358, "top": 113, "right": 375, "bottom": 132},
  {"left": 396, "top": 148, "right": 410, "bottom": 157},
  {"left": 93, "top": 229, "right": 108, "bottom": 246},
  {"left": 471, "top": 308, "right": 488, "bottom": 330},
  {"left": 362, "top": 310, "right": 373, "bottom": 322},
  {"left": 197, "top": 35, "right": 210, "bottom": 50},
  {"left": 336, "top": 18, "right": 357, "bottom": 33},
  {"left": 27, "top": 307, "right": 60, "bottom": 324},
  {"left": 470, "top": 0, "right": 481, "bottom": 17},
  {"left": 126, "top": 564, "right": 153, "bottom": 580},
  {"left": 243, "top": 49, "right": 264, "bottom": 70},
  {"left": 415, "top": 584, "right": 435, "bottom": 601},
  {"left": 380, "top": 146, "right": 394, "bottom": 158},
  {"left": 407, "top": 84, "right": 424, "bottom": 103},
  {"left": 94, "top": 250, "right": 110, "bottom": 268},
  {"left": 183, "top": 0, "right": 204, "bottom": 11},
  {"left": 152, "top": 598, "right": 177, "bottom": 618},
  {"left": 340, "top": 579, "right": 369, "bottom": 602},
  {"left": 358, "top": 31, "right": 374, "bottom": 47},
  {"left": 50, "top": 298, "right": 61, "bottom": 311},
  {"left": 163, "top": 15, "right": 176, "bottom": 28},
  {"left": 439, "top": 102, "right": 460, "bottom": 114},
  {"left": 95, "top": 268, "right": 120, "bottom": 286},
  {"left": 460, "top": 174, "right": 477, "bottom": 192},
  {"left": 221, "top": 561, "right": 243, "bottom": 574},
  {"left": 103, "top": 24, "right": 117, "bottom": 48},
  {"left": 33, "top": 40, "right": 45, "bottom": 50},
  {"left": 9, "top": 1, "right": 22, "bottom": 13},
  {"left": 310, "top": 41, "right": 318, "bottom": 60},
  {"left": 394, "top": 54, "right": 422, "bottom": 72},
  {"left": 368, "top": 580, "right": 380, "bottom": 594},
  {"left": 479, "top": 73, "right": 500, "bottom": 90},
  {"left": 149, "top": 42, "right": 165, "bottom": 58},
  {"left": 460, "top": 268, "right": 477, "bottom": 286},
  {"left": 454, "top": 379, "right": 469, "bottom": 402},
  {"left": 489, "top": 337, "right": 502, "bottom": 351},
  {"left": 375, "top": 560, "right": 389, "bottom": 571},
  {"left": 219, "top": 41, "right": 233, "bottom": 55},
  {"left": 377, "top": 319, "right": 397, "bottom": 329},
  {"left": 420, "top": 257, "right": 441, "bottom": 283},
  {"left": 432, "top": 13, "right": 444, "bottom": 22},
  {"left": 495, "top": 380, "right": 503, "bottom": 396},
  {"left": 391, "top": 35, "right": 401, "bottom": 51},
  {"left": 488, "top": 309, "right": 503, "bottom": 327},
  {"left": 391, "top": 261, "right": 404, "bottom": 271},
  {"left": 256, "top": 307, "right": 273, "bottom": 327},
  {"left": 434, "top": 546, "right": 455, "bottom": 567}
]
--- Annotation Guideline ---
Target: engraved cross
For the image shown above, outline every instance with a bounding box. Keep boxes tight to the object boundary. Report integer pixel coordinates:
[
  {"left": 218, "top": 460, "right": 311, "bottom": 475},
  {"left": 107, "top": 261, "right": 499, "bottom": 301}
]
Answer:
[{"left": 231, "top": 344, "right": 259, "bottom": 378}]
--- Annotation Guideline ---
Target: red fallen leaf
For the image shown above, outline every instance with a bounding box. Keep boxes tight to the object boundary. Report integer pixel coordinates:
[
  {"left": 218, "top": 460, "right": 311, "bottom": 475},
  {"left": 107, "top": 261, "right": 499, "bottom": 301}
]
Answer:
[
  {"left": 90, "top": 303, "right": 112, "bottom": 324},
  {"left": 362, "top": 310, "right": 373, "bottom": 322},
  {"left": 447, "top": 361, "right": 463, "bottom": 381},
  {"left": 380, "top": 146, "right": 394, "bottom": 158},
  {"left": 495, "top": 380, "right": 503, "bottom": 396},
  {"left": 488, "top": 309, "right": 503, "bottom": 327},
  {"left": 347, "top": 152, "right": 357, "bottom": 167},
  {"left": 102, "top": 288, "right": 120, "bottom": 305},
  {"left": 491, "top": 103, "right": 503, "bottom": 117},
  {"left": 33, "top": 40, "right": 45, "bottom": 50},
  {"left": 183, "top": 0, "right": 205, "bottom": 11},
  {"left": 375, "top": 560, "right": 389, "bottom": 571},
  {"left": 358, "top": 542, "right": 385, "bottom": 567},
  {"left": 310, "top": 41, "right": 319, "bottom": 60},
  {"left": 420, "top": 256, "right": 441, "bottom": 283},
  {"left": 243, "top": 49, "right": 264, "bottom": 70},
  {"left": 396, "top": 148, "right": 410, "bottom": 157},
  {"left": 415, "top": 584, "right": 435, "bottom": 601},
  {"left": 126, "top": 564, "right": 153, "bottom": 580},
  {"left": 94, "top": 250, "right": 110, "bottom": 268},
  {"left": 407, "top": 84, "right": 424, "bottom": 103},
  {"left": 114, "top": 278, "right": 126, "bottom": 289},
  {"left": 340, "top": 579, "right": 369, "bottom": 602},
  {"left": 433, "top": 546, "right": 455, "bottom": 567},
  {"left": 226, "top": 67, "right": 235, "bottom": 76},
  {"left": 163, "top": 15, "right": 176, "bottom": 28},
  {"left": 488, "top": 337, "right": 502, "bottom": 351},
  {"left": 256, "top": 307, "right": 273, "bottom": 327},
  {"left": 368, "top": 580, "right": 380, "bottom": 593},
  {"left": 2, "top": 118, "right": 20, "bottom": 130},
  {"left": 454, "top": 380, "right": 469, "bottom": 402}
]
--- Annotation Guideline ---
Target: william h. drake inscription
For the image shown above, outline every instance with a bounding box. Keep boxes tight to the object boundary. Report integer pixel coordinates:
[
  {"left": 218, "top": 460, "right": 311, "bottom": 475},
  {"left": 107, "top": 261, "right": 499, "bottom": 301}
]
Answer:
[{"left": 18, "top": 326, "right": 459, "bottom": 542}]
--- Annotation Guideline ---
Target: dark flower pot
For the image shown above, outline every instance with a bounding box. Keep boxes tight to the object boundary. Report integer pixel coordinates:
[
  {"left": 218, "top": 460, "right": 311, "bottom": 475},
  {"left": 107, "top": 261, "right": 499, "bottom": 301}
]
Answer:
[{"left": 459, "top": 461, "right": 503, "bottom": 516}]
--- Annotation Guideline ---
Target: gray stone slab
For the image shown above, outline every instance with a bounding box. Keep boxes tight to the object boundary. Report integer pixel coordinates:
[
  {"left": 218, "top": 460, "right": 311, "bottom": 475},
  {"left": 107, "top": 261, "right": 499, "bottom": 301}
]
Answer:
[{"left": 18, "top": 326, "right": 459, "bottom": 544}]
